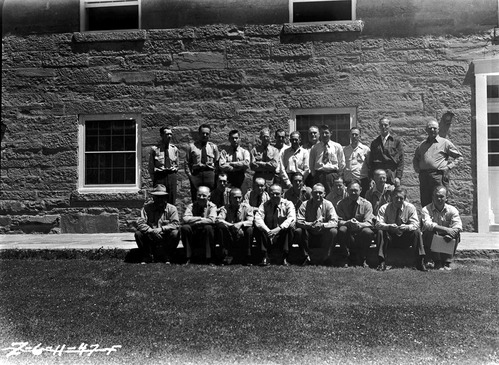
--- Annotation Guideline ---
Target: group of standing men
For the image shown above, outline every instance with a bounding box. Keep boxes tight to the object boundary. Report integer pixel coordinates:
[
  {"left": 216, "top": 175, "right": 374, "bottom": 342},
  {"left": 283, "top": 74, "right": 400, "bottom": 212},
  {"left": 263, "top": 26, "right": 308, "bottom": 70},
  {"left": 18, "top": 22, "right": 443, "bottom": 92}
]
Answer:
[{"left": 136, "top": 117, "right": 463, "bottom": 271}]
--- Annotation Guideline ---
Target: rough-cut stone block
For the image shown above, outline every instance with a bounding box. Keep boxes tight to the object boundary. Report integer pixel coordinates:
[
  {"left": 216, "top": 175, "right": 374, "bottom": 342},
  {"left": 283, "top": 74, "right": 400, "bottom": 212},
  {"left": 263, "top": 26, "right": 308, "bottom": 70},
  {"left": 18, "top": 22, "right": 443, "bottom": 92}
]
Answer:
[
  {"left": 244, "top": 24, "right": 282, "bottom": 37},
  {"left": 0, "top": 217, "right": 12, "bottom": 227},
  {"left": 148, "top": 29, "right": 196, "bottom": 40},
  {"left": 227, "top": 42, "right": 271, "bottom": 59},
  {"left": 282, "top": 20, "right": 364, "bottom": 34},
  {"left": 60, "top": 213, "right": 119, "bottom": 233},
  {"left": 172, "top": 52, "right": 226, "bottom": 70},
  {"left": 15, "top": 68, "right": 56, "bottom": 77},
  {"left": 271, "top": 43, "right": 313, "bottom": 59},
  {"left": 72, "top": 30, "right": 147, "bottom": 43},
  {"left": 109, "top": 71, "right": 155, "bottom": 84}
]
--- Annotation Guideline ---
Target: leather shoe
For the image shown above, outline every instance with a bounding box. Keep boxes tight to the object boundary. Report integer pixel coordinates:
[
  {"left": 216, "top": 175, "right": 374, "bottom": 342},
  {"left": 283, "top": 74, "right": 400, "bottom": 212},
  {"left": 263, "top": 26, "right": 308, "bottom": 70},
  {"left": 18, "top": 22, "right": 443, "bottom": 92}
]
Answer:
[
  {"left": 283, "top": 258, "right": 290, "bottom": 266},
  {"left": 259, "top": 257, "right": 269, "bottom": 266},
  {"left": 184, "top": 258, "right": 191, "bottom": 266},
  {"left": 302, "top": 256, "right": 312, "bottom": 266},
  {"left": 417, "top": 260, "right": 428, "bottom": 272},
  {"left": 377, "top": 262, "right": 386, "bottom": 271}
]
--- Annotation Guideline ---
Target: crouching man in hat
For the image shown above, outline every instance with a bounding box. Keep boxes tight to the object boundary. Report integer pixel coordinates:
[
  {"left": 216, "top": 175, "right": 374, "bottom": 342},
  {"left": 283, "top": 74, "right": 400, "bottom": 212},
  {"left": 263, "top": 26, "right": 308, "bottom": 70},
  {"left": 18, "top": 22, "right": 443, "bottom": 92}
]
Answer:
[{"left": 135, "top": 184, "right": 180, "bottom": 264}]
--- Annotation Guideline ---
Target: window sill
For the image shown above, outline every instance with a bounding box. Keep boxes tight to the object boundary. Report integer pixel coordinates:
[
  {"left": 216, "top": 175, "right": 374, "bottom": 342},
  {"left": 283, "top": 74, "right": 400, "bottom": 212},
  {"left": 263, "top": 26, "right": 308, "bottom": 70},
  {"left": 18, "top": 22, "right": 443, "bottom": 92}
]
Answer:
[
  {"left": 282, "top": 20, "right": 364, "bottom": 35},
  {"left": 72, "top": 30, "right": 147, "bottom": 43}
]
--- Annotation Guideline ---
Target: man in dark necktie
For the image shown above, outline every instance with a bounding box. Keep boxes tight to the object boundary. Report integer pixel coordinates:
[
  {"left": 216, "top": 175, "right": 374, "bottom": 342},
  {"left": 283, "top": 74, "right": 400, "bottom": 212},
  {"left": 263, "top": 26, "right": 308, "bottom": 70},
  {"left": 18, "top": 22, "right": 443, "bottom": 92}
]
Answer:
[
  {"left": 254, "top": 184, "right": 296, "bottom": 266},
  {"left": 309, "top": 125, "right": 345, "bottom": 196},
  {"left": 295, "top": 183, "right": 339, "bottom": 265},
  {"left": 216, "top": 188, "right": 254, "bottom": 265},
  {"left": 375, "top": 187, "right": 427, "bottom": 271},
  {"left": 185, "top": 124, "right": 220, "bottom": 201},
  {"left": 368, "top": 117, "right": 404, "bottom": 186},
  {"left": 219, "top": 129, "right": 250, "bottom": 190},
  {"left": 336, "top": 182, "right": 375, "bottom": 267}
]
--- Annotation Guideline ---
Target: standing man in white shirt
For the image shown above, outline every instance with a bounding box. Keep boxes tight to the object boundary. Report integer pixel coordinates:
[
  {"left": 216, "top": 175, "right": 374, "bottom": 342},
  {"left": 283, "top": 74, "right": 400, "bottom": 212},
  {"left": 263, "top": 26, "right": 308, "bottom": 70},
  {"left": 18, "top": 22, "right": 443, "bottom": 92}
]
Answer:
[
  {"left": 309, "top": 124, "right": 346, "bottom": 196},
  {"left": 343, "top": 127, "right": 370, "bottom": 197},
  {"left": 280, "top": 131, "right": 310, "bottom": 189}
]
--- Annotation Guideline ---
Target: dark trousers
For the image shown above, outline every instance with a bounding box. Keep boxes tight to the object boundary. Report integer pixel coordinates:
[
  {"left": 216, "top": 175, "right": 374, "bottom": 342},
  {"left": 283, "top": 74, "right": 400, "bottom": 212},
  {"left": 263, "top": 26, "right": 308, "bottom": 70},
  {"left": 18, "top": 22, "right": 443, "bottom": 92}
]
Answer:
[
  {"left": 217, "top": 225, "right": 253, "bottom": 257},
  {"left": 294, "top": 227, "right": 338, "bottom": 263},
  {"left": 227, "top": 171, "right": 246, "bottom": 189},
  {"left": 153, "top": 172, "right": 177, "bottom": 205},
  {"left": 376, "top": 229, "right": 425, "bottom": 262},
  {"left": 135, "top": 229, "right": 179, "bottom": 261},
  {"left": 313, "top": 171, "right": 340, "bottom": 196},
  {"left": 419, "top": 170, "right": 448, "bottom": 207},
  {"left": 337, "top": 226, "right": 374, "bottom": 264},
  {"left": 254, "top": 227, "right": 292, "bottom": 258},
  {"left": 189, "top": 170, "right": 215, "bottom": 201},
  {"left": 180, "top": 224, "right": 215, "bottom": 260},
  {"left": 422, "top": 231, "right": 460, "bottom": 264}
]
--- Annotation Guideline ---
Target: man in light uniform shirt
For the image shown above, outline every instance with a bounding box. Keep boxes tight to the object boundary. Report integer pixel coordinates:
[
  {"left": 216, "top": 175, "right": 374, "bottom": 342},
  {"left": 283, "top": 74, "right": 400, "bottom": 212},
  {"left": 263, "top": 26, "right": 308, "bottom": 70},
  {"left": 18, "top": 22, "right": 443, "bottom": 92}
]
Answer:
[
  {"left": 421, "top": 185, "right": 462, "bottom": 270},
  {"left": 309, "top": 124, "right": 346, "bottom": 196},
  {"left": 254, "top": 184, "right": 296, "bottom": 266},
  {"left": 219, "top": 129, "right": 250, "bottom": 191},
  {"left": 280, "top": 131, "right": 310, "bottom": 189},
  {"left": 343, "top": 127, "right": 370, "bottom": 197},
  {"left": 413, "top": 119, "right": 463, "bottom": 207}
]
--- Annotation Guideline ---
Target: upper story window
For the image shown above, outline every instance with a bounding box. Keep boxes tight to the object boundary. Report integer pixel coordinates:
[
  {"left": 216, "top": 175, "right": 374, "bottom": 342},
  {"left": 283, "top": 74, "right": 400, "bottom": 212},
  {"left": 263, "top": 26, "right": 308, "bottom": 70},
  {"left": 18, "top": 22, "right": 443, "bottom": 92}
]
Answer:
[
  {"left": 80, "top": 0, "right": 141, "bottom": 32},
  {"left": 78, "top": 114, "right": 141, "bottom": 193},
  {"left": 289, "top": 107, "right": 356, "bottom": 146},
  {"left": 289, "top": 0, "right": 356, "bottom": 23}
]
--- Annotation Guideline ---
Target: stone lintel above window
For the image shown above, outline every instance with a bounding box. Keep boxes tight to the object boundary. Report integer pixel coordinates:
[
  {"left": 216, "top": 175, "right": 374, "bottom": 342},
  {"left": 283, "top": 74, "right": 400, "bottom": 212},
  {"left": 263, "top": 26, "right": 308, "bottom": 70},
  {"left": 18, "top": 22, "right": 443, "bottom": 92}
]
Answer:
[
  {"left": 282, "top": 20, "right": 364, "bottom": 35},
  {"left": 72, "top": 29, "right": 146, "bottom": 43}
]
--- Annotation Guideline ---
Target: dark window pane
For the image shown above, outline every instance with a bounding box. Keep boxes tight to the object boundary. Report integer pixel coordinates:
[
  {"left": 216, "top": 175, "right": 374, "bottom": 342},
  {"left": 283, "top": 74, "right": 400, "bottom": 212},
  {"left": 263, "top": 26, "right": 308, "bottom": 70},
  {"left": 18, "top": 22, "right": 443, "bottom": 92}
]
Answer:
[
  {"left": 487, "top": 85, "right": 499, "bottom": 99},
  {"left": 124, "top": 136, "right": 135, "bottom": 151},
  {"left": 294, "top": 1, "right": 352, "bottom": 22},
  {"left": 99, "top": 168, "right": 112, "bottom": 184},
  {"left": 124, "top": 153, "right": 135, "bottom": 167},
  {"left": 113, "top": 154, "right": 125, "bottom": 168},
  {"left": 125, "top": 168, "right": 136, "bottom": 184},
  {"left": 488, "top": 127, "right": 499, "bottom": 139},
  {"left": 87, "top": 5, "right": 138, "bottom": 31},
  {"left": 488, "top": 141, "right": 499, "bottom": 153},
  {"left": 86, "top": 168, "right": 98, "bottom": 185},
  {"left": 296, "top": 113, "right": 351, "bottom": 147},
  {"left": 99, "top": 136, "right": 112, "bottom": 151},
  {"left": 86, "top": 136, "right": 98, "bottom": 151},
  {"left": 488, "top": 154, "right": 499, "bottom": 167},
  {"left": 112, "top": 136, "right": 124, "bottom": 151},
  {"left": 488, "top": 113, "right": 499, "bottom": 126},
  {"left": 124, "top": 122, "right": 136, "bottom": 135},
  {"left": 86, "top": 121, "right": 99, "bottom": 136},
  {"left": 112, "top": 169, "right": 125, "bottom": 184},
  {"left": 86, "top": 154, "right": 99, "bottom": 168}
]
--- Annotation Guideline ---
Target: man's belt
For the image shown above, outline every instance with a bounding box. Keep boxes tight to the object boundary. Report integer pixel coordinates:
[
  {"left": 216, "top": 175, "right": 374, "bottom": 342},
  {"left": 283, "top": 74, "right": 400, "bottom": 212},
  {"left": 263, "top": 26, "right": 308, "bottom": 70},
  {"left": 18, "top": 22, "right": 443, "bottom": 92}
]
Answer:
[
  {"left": 419, "top": 169, "right": 443, "bottom": 175},
  {"left": 316, "top": 169, "right": 339, "bottom": 175}
]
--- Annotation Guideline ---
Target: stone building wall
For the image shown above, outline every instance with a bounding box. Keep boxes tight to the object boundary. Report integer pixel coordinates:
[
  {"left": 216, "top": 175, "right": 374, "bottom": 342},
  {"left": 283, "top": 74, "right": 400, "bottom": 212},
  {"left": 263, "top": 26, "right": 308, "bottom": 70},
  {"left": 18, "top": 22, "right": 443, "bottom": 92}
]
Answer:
[{"left": 2, "top": 1, "right": 499, "bottom": 233}]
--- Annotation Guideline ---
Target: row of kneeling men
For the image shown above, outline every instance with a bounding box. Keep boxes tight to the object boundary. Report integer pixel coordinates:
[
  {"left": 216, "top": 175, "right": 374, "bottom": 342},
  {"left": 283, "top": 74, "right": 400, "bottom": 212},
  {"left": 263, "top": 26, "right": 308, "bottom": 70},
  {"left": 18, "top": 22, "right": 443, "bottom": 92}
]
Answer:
[{"left": 135, "top": 181, "right": 462, "bottom": 271}]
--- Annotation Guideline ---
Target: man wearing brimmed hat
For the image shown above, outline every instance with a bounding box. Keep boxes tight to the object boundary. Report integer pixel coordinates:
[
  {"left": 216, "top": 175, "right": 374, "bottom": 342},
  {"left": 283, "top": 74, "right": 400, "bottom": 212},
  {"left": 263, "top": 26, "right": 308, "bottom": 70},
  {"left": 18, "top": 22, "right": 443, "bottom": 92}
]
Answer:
[{"left": 135, "top": 184, "right": 180, "bottom": 264}]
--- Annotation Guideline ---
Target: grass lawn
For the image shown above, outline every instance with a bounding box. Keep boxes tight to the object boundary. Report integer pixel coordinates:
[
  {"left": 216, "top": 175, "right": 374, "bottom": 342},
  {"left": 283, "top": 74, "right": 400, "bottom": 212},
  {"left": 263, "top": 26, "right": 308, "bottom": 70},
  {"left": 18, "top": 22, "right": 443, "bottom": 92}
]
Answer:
[{"left": 0, "top": 259, "right": 498, "bottom": 365}]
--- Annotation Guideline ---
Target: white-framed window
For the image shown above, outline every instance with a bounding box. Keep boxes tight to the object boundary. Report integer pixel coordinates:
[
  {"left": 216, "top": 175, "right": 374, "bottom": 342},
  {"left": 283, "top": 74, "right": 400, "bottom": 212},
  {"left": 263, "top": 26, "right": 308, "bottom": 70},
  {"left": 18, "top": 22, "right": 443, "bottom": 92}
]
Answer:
[
  {"left": 80, "top": 0, "right": 141, "bottom": 32},
  {"left": 474, "top": 57, "right": 499, "bottom": 232},
  {"left": 289, "top": 0, "right": 356, "bottom": 24},
  {"left": 288, "top": 107, "right": 357, "bottom": 146},
  {"left": 78, "top": 114, "right": 141, "bottom": 193}
]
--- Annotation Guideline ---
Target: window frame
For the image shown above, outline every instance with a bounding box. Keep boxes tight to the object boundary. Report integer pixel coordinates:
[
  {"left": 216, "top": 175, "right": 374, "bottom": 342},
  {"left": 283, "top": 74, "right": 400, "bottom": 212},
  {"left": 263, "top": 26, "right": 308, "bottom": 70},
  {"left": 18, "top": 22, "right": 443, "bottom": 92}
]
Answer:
[
  {"left": 78, "top": 113, "right": 141, "bottom": 193},
  {"left": 288, "top": 107, "right": 357, "bottom": 146},
  {"left": 80, "top": 0, "right": 142, "bottom": 33},
  {"left": 289, "top": 0, "right": 357, "bottom": 24}
]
